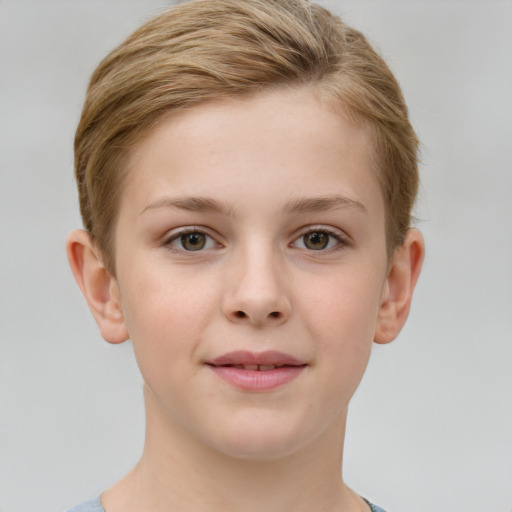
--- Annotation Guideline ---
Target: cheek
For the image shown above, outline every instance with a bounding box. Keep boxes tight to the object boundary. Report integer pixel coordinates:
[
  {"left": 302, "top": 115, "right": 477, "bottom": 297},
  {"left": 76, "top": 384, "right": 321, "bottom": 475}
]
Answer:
[
  {"left": 302, "top": 269, "right": 383, "bottom": 342},
  {"left": 300, "top": 268, "right": 384, "bottom": 387},
  {"left": 119, "top": 270, "right": 217, "bottom": 379},
  {"left": 123, "top": 261, "right": 213, "bottom": 328}
]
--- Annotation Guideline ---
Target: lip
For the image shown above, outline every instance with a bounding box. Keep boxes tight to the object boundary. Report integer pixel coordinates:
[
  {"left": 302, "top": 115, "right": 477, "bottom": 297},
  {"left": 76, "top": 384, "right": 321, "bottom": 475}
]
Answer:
[
  {"left": 206, "top": 350, "right": 307, "bottom": 391},
  {"left": 209, "top": 350, "right": 304, "bottom": 367}
]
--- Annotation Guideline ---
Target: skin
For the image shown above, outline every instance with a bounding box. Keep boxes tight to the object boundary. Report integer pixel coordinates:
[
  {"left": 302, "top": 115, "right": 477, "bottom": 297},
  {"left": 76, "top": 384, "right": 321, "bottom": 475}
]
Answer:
[{"left": 67, "top": 88, "right": 424, "bottom": 512}]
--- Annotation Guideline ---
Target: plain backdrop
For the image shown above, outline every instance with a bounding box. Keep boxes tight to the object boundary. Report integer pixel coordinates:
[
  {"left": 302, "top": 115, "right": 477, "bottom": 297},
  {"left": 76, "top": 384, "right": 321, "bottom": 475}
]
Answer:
[{"left": 1, "top": 1, "right": 511, "bottom": 511}]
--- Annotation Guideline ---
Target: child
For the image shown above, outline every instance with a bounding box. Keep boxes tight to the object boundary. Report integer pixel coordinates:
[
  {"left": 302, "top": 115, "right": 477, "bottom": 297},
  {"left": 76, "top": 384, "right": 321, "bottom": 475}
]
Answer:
[{"left": 65, "top": 0, "right": 424, "bottom": 511}]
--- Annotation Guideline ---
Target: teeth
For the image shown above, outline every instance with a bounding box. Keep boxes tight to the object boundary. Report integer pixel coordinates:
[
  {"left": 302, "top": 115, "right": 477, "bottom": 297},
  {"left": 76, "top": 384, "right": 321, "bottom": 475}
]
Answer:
[{"left": 228, "top": 364, "right": 280, "bottom": 371}]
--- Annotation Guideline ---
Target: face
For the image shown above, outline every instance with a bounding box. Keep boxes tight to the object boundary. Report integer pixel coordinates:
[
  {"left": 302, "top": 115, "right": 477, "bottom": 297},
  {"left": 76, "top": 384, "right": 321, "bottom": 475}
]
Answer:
[{"left": 112, "top": 88, "right": 390, "bottom": 460}]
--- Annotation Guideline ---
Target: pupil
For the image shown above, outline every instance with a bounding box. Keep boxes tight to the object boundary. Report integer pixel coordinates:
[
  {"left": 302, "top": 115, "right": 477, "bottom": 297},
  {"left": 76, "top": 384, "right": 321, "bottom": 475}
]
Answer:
[
  {"left": 182, "top": 233, "right": 205, "bottom": 251},
  {"left": 305, "top": 232, "right": 328, "bottom": 250}
]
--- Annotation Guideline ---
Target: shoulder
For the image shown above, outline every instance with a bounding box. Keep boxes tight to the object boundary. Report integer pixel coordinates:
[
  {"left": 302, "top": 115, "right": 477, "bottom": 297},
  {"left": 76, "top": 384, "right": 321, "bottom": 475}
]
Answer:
[
  {"left": 65, "top": 497, "right": 105, "bottom": 512},
  {"left": 369, "top": 505, "right": 388, "bottom": 512},
  {"left": 363, "top": 498, "right": 388, "bottom": 512}
]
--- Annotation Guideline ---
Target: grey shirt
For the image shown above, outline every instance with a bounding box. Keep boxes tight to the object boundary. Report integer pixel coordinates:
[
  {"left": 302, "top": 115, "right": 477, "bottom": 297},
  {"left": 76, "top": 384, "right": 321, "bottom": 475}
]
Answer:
[{"left": 66, "top": 496, "right": 388, "bottom": 512}]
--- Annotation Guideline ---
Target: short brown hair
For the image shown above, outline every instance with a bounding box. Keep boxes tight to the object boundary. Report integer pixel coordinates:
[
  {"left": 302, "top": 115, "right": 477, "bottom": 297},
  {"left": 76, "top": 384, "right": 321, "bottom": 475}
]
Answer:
[{"left": 74, "top": 0, "right": 419, "bottom": 273}]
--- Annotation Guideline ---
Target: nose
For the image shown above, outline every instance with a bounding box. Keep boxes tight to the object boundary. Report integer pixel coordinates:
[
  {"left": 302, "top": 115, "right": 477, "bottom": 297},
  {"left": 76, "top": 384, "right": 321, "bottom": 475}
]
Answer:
[{"left": 221, "top": 245, "right": 291, "bottom": 327}]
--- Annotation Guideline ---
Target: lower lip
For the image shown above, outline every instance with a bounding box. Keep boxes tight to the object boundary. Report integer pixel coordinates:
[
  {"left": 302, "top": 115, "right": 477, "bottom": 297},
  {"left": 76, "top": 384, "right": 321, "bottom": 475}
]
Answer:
[{"left": 208, "top": 365, "right": 306, "bottom": 391}]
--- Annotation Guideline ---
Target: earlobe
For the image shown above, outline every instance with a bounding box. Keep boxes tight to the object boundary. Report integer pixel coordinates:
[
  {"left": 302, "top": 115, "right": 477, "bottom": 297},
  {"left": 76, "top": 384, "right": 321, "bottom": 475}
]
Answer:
[
  {"left": 66, "top": 229, "right": 129, "bottom": 344},
  {"left": 374, "top": 229, "right": 425, "bottom": 344}
]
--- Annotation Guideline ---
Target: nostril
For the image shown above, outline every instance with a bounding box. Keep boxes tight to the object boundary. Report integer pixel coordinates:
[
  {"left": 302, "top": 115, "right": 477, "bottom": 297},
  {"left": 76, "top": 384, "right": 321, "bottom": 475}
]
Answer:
[{"left": 231, "top": 310, "right": 284, "bottom": 322}]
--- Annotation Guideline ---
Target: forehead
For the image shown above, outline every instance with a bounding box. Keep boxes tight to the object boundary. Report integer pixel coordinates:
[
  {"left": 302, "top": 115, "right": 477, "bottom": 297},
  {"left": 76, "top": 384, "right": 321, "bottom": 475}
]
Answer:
[{"left": 122, "top": 87, "right": 383, "bottom": 219}]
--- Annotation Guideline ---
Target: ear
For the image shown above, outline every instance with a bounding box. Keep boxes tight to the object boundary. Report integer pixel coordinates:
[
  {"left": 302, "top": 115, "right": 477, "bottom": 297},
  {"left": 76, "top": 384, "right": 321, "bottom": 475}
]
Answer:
[
  {"left": 66, "top": 229, "right": 129, "bottom": 344},
  {"left": 374, "top": 229, "right": 425, "bottom": 344}
]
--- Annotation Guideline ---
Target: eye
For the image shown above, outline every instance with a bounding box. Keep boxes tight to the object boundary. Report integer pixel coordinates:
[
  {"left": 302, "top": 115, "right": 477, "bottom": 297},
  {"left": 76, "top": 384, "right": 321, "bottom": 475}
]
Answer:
[
  {"left": 292, "top": 229, "right": 344, "bottom": 251},
  {"left": 167, "top": 230, "right": 218, "bottom": 251}
]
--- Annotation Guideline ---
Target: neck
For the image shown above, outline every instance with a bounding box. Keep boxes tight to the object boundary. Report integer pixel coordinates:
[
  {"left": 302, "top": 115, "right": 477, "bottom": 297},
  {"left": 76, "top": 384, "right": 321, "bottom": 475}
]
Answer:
[{"left": 102, "top": 387, "right": 365, "bottom": 512}]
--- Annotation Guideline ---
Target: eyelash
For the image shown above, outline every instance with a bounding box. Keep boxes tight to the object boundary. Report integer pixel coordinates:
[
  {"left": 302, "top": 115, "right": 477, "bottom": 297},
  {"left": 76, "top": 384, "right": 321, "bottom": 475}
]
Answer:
[
  {"left": 291, "top": 226, "right": 348, "bottom": 253},
  {"left": 164, "top": 227, "right": 219, "bottom": 253},
  {"left": 163, "top": 226, "right": 349, "bottom": 253}
]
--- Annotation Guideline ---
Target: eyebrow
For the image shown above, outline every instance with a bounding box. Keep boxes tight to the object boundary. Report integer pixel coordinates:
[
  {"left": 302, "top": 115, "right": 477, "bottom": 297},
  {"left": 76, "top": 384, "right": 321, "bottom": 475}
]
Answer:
[
  {"left": 284, "top": 195, "right": 368, "bottom": 215},
  {"left": 139, "top": 196, "right": 234, "bottom": 216},
  {"left": 139, "top": 194, "right": 367, "bottom": 217}
]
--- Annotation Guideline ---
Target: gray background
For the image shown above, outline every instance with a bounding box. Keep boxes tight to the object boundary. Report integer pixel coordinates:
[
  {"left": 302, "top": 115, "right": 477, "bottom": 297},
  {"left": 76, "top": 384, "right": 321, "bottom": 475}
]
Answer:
[{"left": 1, "top": 1, "right": 511, "bottom": 511}]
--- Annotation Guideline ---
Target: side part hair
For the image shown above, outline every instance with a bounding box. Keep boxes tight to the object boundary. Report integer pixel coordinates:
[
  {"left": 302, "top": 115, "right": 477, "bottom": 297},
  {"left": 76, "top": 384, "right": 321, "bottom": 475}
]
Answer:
[{"left": 75, "top": 0, "right": 419, "bottom": 273}]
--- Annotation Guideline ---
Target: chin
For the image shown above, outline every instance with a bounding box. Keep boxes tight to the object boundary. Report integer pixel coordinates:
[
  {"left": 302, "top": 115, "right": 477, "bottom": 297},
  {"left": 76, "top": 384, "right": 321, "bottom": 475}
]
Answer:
[
  {"left": 212, "top": 437, "right": 300, "bottom": 462},
  {"left": 204, "top": 415, "right": 314, "bottom": 462}
]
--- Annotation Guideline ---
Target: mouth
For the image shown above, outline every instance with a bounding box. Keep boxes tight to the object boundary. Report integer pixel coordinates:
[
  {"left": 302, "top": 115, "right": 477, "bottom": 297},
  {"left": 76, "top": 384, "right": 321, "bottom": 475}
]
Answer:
[
  {"left": 207, "top": 350, "right": 305, "bottom": 367},
  {"left": 205, "top": 350, "right": 307, "bottom": 391},
  {"left": 212, "top": 364, "right": 294, "bottom": 371}
]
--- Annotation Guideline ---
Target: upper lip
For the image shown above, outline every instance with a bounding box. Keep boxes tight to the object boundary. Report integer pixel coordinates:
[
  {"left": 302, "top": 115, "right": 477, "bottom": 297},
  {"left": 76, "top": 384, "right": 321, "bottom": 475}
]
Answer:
[{"left": 207, "top": 350, "right": 306, "bottom": 367}]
